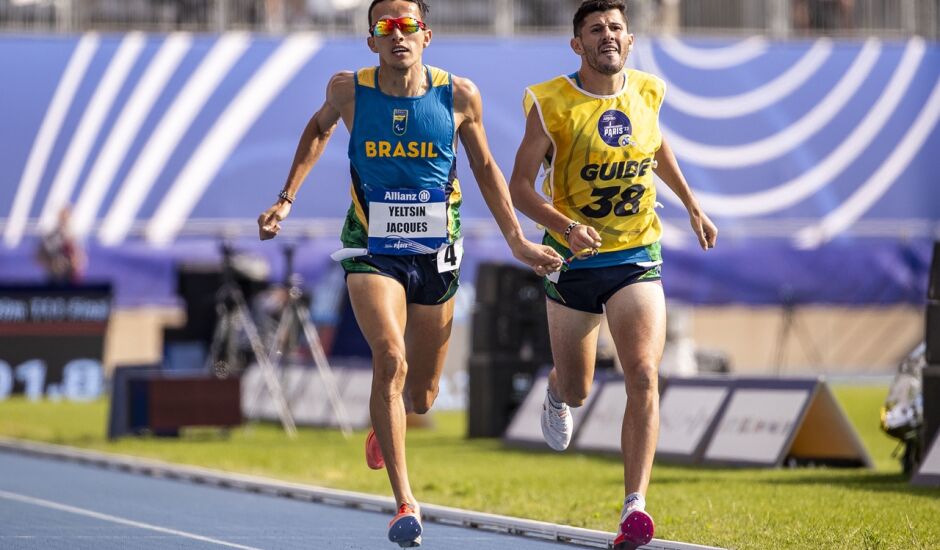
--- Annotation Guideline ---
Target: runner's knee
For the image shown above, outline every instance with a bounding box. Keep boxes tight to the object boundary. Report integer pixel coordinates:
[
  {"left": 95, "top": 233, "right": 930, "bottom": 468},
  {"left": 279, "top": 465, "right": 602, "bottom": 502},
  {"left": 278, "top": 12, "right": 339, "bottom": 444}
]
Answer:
[{"left": 372, "top": 343, "right": 408, "bottom": 392}]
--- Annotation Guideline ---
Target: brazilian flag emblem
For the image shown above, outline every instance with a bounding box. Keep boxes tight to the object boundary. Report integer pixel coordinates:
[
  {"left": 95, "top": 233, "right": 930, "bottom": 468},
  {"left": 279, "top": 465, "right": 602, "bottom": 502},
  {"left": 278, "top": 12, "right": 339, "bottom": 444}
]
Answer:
[{"left": 392, "top": 108, "right": 408, "bottom": 136}]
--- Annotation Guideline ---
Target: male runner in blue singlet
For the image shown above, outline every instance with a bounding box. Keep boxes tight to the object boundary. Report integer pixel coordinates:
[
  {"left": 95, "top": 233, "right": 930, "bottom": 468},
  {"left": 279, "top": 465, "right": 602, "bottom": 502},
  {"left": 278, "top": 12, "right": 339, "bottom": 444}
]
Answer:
[
  {"left": 257, "top": 1, "right": 563, "bottom": 546},
  {"left": 509, "top": 2, "right": 717, "bottom": 549}
]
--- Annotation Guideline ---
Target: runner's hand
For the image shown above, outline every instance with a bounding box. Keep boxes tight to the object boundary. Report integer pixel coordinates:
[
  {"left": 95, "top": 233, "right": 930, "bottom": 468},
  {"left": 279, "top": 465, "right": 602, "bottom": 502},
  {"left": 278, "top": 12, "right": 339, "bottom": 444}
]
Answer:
[
  {"left": 511, "top": 241, "right": 563, "bottom": 277},
  {"left": 258, "top": 200, "right": 292, "bottom": 240},
  {"left": 689, "top": 210, "right": 718, "bottom": 250},
  {"left": 566, "top": 223, "right": 602, "bottom": 258}
]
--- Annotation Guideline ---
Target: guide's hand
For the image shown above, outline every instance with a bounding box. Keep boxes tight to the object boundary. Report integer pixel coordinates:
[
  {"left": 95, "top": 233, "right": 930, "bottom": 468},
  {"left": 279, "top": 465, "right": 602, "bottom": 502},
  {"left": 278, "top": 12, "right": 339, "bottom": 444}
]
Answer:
[
  {"left": 567, "top": 223, "right": 602, "bottom": 258},
  {"left": 690, "top": 210, "right": 718, "bottom": 250}
]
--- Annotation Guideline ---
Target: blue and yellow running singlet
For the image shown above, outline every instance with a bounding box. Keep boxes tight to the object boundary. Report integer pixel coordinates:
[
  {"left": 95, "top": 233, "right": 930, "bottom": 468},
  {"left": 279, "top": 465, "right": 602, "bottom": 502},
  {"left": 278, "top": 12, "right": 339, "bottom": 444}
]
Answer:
[{"left": 342, "top": 65, "right": 462, "bottom": 255}]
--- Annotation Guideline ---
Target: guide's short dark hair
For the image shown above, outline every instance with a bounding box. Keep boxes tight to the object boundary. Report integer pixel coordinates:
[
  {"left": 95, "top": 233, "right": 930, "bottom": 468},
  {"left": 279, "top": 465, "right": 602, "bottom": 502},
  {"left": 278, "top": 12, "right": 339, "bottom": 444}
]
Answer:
[
  {"left": 573, "top": 0, "right": 628, "bottom": 36},
  {"left": 368, "top": 0, "right": 430, "bottom": 25}
]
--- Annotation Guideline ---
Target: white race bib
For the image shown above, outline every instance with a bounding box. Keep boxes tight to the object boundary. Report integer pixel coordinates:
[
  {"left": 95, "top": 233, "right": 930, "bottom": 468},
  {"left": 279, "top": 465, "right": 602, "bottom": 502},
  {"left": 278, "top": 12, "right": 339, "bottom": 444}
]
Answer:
[{"left": 367, "top": 188, "right": 449, "bottom": 255}]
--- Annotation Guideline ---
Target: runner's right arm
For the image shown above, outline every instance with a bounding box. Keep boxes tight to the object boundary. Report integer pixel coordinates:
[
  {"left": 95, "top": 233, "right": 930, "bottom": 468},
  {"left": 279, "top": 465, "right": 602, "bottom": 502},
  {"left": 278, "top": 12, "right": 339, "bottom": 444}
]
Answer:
[{"left": 258, "top": 72, "right": 353, "bottom": 240}]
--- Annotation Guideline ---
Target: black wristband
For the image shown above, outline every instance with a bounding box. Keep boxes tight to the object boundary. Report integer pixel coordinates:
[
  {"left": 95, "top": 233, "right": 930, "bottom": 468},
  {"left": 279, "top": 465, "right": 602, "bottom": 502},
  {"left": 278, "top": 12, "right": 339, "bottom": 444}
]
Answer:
[{"left": 278, "top": 190, "right": 295, "bottom": 204}]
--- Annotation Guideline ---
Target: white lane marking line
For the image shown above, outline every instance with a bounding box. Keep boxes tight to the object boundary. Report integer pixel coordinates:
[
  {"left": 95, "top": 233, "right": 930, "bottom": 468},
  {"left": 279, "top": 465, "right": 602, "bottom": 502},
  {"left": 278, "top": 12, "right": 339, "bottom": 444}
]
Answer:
[{"left": 0, "top": 489, "right": 263, "bottom": 550}]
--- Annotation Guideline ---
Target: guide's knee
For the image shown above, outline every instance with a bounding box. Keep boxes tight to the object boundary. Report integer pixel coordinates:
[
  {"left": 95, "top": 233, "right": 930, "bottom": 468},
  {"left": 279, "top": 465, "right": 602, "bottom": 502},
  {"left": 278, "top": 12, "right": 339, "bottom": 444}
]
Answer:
[
  {"left": 561, "top": 386, "right": 590, "bottom": 408},
  {"left": 623, "top": 361, "right": 659, "bottom": 398}
]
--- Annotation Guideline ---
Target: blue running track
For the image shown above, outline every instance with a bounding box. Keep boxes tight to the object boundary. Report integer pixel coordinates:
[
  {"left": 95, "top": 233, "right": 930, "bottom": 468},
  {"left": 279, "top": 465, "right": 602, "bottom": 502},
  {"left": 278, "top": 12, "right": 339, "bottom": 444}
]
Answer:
[{"left": 0, "top": 441, "right": 721, "bottom": 550}]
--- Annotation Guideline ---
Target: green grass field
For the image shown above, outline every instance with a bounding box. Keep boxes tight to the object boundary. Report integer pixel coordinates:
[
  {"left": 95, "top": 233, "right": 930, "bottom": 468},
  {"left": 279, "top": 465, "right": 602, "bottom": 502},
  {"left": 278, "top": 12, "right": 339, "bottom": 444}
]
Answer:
[{"left": 1, "top": 386, "right": 937, "bottom": 549}]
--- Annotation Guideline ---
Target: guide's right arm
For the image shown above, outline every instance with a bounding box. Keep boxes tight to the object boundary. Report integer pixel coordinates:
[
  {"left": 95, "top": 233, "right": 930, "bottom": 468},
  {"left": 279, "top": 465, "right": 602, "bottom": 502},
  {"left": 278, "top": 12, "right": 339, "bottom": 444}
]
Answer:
[
  {"left": 508, "top": 106, "right": 602, "bottom": 255},
  {"left": 258, "top": 72, "right": 353, "bottom": 241}
]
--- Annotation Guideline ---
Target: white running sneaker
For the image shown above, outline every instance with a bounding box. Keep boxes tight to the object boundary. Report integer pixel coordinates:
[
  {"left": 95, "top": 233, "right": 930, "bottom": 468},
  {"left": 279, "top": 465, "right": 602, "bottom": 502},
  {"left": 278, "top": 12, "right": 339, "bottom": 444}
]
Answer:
[{"left": 541, "top": 388, "right": 573, "bottom": 451}]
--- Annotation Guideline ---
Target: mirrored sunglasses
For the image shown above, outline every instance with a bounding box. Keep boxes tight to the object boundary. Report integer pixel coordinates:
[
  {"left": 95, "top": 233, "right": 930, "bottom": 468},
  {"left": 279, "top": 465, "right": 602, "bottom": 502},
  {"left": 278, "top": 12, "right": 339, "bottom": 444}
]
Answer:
[{"left": 370, "top": 16, "right": 427, "bottom": 37}]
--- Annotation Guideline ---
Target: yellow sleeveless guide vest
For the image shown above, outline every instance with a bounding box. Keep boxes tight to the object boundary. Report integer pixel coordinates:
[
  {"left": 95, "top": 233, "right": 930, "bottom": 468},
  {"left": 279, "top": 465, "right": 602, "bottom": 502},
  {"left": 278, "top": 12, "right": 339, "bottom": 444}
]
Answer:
[{"left": 524, "top": 69, "right": 664, "bottom": 253}]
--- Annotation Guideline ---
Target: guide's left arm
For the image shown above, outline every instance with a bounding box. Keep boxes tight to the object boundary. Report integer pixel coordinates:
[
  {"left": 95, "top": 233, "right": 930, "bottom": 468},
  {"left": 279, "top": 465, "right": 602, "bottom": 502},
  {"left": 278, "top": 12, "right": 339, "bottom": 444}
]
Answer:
[{"left": 654, "top": 136, "right": 718, "bottom": 251}]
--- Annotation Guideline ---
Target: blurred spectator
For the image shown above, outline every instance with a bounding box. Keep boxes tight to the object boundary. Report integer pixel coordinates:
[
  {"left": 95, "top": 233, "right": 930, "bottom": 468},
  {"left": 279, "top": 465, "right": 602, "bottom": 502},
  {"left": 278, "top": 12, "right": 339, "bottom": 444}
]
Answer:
[
  {"left": 794, "top": 0, "right": 854, "bottom": 31},
  {"left": 36, "top": 206, "right": 85, "bottom": 285}
]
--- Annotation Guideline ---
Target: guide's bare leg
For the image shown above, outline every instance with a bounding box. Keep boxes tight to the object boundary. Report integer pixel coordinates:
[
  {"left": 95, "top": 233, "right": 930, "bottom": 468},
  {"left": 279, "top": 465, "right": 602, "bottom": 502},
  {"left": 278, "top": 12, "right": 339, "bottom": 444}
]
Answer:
[
  {"left": 545, "top": 301, "right": 602, "bottom": 408},
  {"left": 604, "top": 281, "right": 666, "bottom": 497},
  {"left": 347, "top": 273, "right": 413, "bottom": 508}
]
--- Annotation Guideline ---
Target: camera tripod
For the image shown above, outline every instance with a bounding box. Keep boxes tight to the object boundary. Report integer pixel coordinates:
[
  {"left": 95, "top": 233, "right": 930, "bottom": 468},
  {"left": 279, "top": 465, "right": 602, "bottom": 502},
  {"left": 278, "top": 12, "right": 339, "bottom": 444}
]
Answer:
[
  {"left": 260, "top": 244, "right": 352, "bottom": 437},
  {"left": 207, "top": 243, "right": 297, "bottom": 437}
]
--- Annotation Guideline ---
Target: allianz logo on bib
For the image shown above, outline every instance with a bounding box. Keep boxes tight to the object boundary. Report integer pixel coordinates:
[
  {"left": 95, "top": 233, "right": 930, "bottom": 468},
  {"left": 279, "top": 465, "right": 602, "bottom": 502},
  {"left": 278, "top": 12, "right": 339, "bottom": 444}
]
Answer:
[
  {"left": 598, "top": 110, "right": 635, "bottom": 148},
  {"left": 383, "top": 190, "right": 433, "bottom": 202}
]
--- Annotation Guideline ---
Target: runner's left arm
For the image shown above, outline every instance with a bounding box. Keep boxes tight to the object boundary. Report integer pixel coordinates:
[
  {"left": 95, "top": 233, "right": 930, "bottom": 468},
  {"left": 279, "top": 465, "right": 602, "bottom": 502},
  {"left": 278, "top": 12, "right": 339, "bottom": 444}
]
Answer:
[{"left": 453, "top": 76, "right": 562, "bottom": 273}]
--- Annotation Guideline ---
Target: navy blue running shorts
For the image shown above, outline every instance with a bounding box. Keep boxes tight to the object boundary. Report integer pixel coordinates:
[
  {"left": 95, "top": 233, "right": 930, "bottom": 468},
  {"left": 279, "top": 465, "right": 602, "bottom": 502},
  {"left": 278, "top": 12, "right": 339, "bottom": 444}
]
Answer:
[
  {"left": 342, "top": 253, "right": 459, "bottom": 306},
  {"left": 544, "top": 263, "right": 661, "bottom": 314}
]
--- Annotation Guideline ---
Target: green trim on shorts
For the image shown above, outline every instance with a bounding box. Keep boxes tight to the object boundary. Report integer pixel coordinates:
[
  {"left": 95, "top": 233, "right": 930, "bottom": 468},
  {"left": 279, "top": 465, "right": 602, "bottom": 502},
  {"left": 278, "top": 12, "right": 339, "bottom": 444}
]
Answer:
[
  {"left": 447, "top": 182, "right": 462, "bottom": 243},
  {"left": 437, "top": 270, "right": 460, "bottom": 303},
  {"left": 341, "top": 256, "right": 381, "bottom": 274},
  {"left": 543, "top": 277, "right": 566, "bottom": 304},
  {"left": 340, "top": 203, "right": 368, "bottom": 249},
  {"left": 638, "top": 264, "right": 663, "bottom": 281}
]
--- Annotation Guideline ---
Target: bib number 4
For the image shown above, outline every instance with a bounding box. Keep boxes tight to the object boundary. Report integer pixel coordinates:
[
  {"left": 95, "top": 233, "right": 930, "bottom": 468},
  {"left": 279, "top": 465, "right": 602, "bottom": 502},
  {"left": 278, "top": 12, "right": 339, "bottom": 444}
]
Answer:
[{"left": 436, "top": 238, "right": 463, "bottom": 273}]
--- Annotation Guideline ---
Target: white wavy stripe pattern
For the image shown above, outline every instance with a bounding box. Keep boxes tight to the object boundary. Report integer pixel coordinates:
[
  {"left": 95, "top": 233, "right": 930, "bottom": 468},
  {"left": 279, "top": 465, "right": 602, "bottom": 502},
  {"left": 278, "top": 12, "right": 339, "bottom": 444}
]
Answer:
[
  {"left": 38, "top": 33, "right": 146, "bottom": 232},
  {"left": 794, "top": 78, "right": 940, "bottom": 249},
  {"left": 665, "top": 39, "right": 882, "bottom": 168},
  {"left": 657, "top": 35, "right": 768, "bottom": 69},
  {"left": 661, "top": 38, "right": 926, "bottom": 218},
  {"left": 636, "top": 39, "right": 833, "bottom": 119},
  {"left": 71, "top": 34, "right": 192, "bottom": 239},
  {"left": 146, "top": 34, "right": 322, "bottom": 246},
  {"left": 98, "top": 34, "right": 251, "bottom": 246},
  {"left": 4, "top": 34, "right": 98, "bottom": 249}
]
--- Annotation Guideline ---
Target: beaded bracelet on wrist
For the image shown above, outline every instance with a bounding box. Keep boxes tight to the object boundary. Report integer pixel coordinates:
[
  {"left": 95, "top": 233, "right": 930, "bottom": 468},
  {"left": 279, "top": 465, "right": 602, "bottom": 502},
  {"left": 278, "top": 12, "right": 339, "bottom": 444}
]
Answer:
[{"left": 563, "top": 221, "right": 580, "bottom": 239}]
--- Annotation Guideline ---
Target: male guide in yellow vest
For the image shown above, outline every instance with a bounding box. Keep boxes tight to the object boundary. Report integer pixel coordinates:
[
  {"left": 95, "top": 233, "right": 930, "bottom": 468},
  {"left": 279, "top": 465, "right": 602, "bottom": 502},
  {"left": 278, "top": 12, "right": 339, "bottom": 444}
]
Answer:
[{"left": 524, "top": 69, "right": 665, "bottom": 254}]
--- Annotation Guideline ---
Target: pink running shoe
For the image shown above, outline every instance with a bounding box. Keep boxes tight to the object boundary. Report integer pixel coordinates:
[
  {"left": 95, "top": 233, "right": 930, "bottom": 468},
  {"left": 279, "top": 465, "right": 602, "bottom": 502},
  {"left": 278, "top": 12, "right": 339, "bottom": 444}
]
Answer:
[
  {"left": 613, "top": 509, "right": 655, "bottom": 550},
  {"left": 365, "top": 428, "right": 384, "bottom": 470},
  {"left": 387, "top": 502, "right": 422, "bottom": 547}
]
